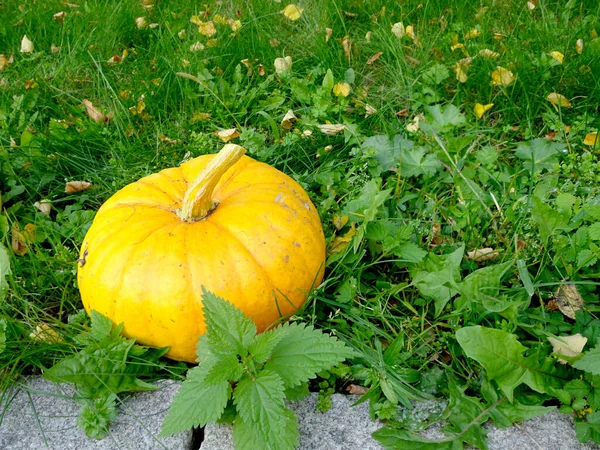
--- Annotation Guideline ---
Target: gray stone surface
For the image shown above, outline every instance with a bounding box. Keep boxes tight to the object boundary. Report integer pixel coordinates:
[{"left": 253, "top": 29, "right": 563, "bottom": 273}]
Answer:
[
  {"left": 202, "top": 393, "right": 600, "bottom": 450},
  {"left": 202, "top": 393, "right": 384, "bottom": 450},
  {"left": 0, "top": 377, "right": 191, "bottom": 450}
]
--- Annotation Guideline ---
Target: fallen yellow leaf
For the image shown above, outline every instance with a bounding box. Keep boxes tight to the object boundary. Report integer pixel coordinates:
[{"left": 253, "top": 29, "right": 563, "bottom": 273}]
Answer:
[
  {"left": 283, "top": 4, "right": 303, "bottom": 21},
  {"left": 406, "top": 25, "right": 420, "bottom": 46},
  {"left": 317, "top": 124, "right": 345, "bottom": 135},
  {"left": 338, "top": 35, "right": 351, "bottom": 61},
  {"left": 29, "top": 324, "right": 63, "bottom": 343},
  {"left": 333, "top": 214, "right": 348, "bottom": 230},
  {"left": 491, "top": 66, "right": 515, "bottom": 86},
  {"left": 325, "top": 27, "right": 333, "bottom": 42},
  {"left": 549, "top": 51, "right": 564, "bottom": 63},
  {"left": 465, "top": 29, "right": 480, "bottom": 39},
  {"left": 466, "top": 247, "right": 498, "bottom": 261},
  {"left": 406, "top": 115, "right": 421, "bottom": 132},
  {"left": 229, "top": 19, "right": 242, "bottom": 32},
  {"left": 454, "top": 58, "right": 472, "bottom": 83},
  {"left": 548, "top": 333, "right": 587, "bottom": 364},
  {"left": 391, "top": 22, "right": 405, "bottom": 38},
  {"left": 328, "top": 225, "right": 355, "bottom": 254},
  {"left": 478, "top": 48, "right": 499, "bottom": 58},
  {"left": 333, "top": 82, "right": 351, "bottom": 97},
  {"left": 281, "top": 109, "right": 297, "bottom": 129},
  {"left": 34, "top": 200, "right": 52, "bottom": 216},
  {"left": 527, "top": 0, "right": 536, "bottom": 10},
  {"left": 547, "top": 92, "right": 571, "bottom": 109},
  {"left": 189, "top": 41, "right": 205, "bottom": 52},
  {"left": 20, "top": 35, "right": 34, "bottom": 53},
  {"left": 191, "top": 112, "right": 211, "bottom": 122},
  {"left": 584, "top": 132, "right": 598, "bottom": 146},
  {"left": 65, "top": 181, "right": 92, "bottom": 193},
  {"left": 364, "top": 104, "right": 377, "bottom": 118},
  {"left": 576, "top": 39, "right": 583, "bottom": 54},
  {"left": 274, "top": 56, "right": 292, "bottom": 74},
  {"left": 474, "top": 103, "right": 494, "bottom": 119},
  {"left": 198, "top": 21, "right": 216, "bottom": 37},
  {"left": 135, "top": 17, "right": 148, "bottom": 29},
  {"left": 11, "top": 223, "right": 36, "bottom": 256},
  {"left": 216, "top": 128, "right": 240, "bottom": 142},
  {"left": 0, "top": 55, "right": 8, "bottom": 71},
  {"left": 82, "top": 99, "right": 105, "bottom": 123}
]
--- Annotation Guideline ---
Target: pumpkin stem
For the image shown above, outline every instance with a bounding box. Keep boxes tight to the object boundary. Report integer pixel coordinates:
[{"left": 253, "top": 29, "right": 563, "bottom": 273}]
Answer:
[{"left": 178, "top": 144, "right": 246, "bottom": 221}]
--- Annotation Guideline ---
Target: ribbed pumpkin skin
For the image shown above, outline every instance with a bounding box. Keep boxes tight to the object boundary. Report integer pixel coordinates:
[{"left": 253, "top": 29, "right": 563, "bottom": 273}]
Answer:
[{"left": 77, "top": 155, "right": 326, "bottom": 362}]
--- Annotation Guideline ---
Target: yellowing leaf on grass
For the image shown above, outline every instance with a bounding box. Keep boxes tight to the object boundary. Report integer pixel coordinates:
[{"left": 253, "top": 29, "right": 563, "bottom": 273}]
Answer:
[
  {"left": 333, "top": 82, "right": 351, "bottom": 97},
  {"left": 135, "top": 17, "right": 148, "bottom": 29},
  {"left": 364, "top": 104, "right": 377, "bottom": 118},
  {"left": 592, "top": 29, "right": 599, "bottom": 39},
  {"left": 191, "top": 112, "right": 211, "bottom": 122},
  {"left": 406, "top": 25, "right": 420, "bottom": 46},
  {"left": 555, "top": 284, "right": 584, "bottom": 319},
  {"left": 549, "top": 51, "right": 564, "bottom": 63},
  {"left": 53, "top": 11, "right": 66, "bottom": 23},
  {"left": 317, "top": 124, "right": 345, "bottom": 135},
  {"left": 474, "top": 103, "right": 494, "bottom": 119},
  {"left": 229, "top": 19, "right": 242, "bottom": 32},
  {"left": 365, "top": 31, "right": 372, "bottom": 42},
  {"left": 450, "top": 42, "right": 465, "bottom": 51},
  {"left": 584, "top": 132, "right": 598, "bottom": 146},
  {"left": 189, "top": 41, "right": 205, "bottom": 52},
  {"left": 406, "top": 115, "right": 421, "bottom": 132},
  {"left": 478, "top": 48, "right": 499, "bottom": 58},
  {"left": 190, "top": 15, "right": 202, "bottom": 25},
  {"left": 20, "top": 35, "right": 34, "bottom": 53},
  {"left": 548, "top": 333, "right": 587, "bottom": 364},
  {"left": 0, "top": 55, "right": 8, "bottom": 71},
  {"left": 391, "top": 22, "right": 405, "bottom": 38},
  {"left": 576, "top": 39, "right": 583, "bottom": 54},
  {"left": 491, "top": 66, "right": 515, "bottom": 86},
  {"left": 366, "top": 51, "right": 383, "bottom": 65},
  {"left": 527, "top": 0, "right": 536, "bottom": 10},
  {"left": 29, "top": 324, "right": 63, "bottom": 343},
  {"left": 454, "top": 58, "right": 472, "bottom": 83},
  {"left": 333, "top": 214, "right": 348, "bottom": 230},
  {"left": 34, "top": 199, "right": 52, "bottom": 216},
  {"left": 178, "top": 29, "right": 186, "bottom": 39},
  {"left": 546, "top": 92, "right": 571, "bottom": 109},
  {"left": 338, "top": 35, "right": 351, "bottom": 61},
  {"left": 274, "top": 56, "right": 292, "bottom": 74},
  {"left": 65, "top": 181, "right": 92, "bottom": 193},
  {"left": 281, "top": 109, "right": 297, "bottom": 129},
  {"left": 11, "top": 223, "right": 36, "bottom": 256},
  {"left": 51, "top": 44, "right": 61, "bottom": 53},
  {"left": 328, "top": 225, "right": 355, "bottom": 255},
  {"left": 82, "top": 99, "right": 105, "bottom": 123},
  {"left": 325, "top": 27, "right": 333, "bottom": 42},
  {"left": 465, "top": 29, "right": 480, "bottom": 39},
  {"left": 216, "top": 128, "right": 240, "bottom": 142},
  {"left": 466, "top": 247, "right": 498, "bottom": 262},
  {"left": 283, "top": 4, "right": 304, "bottom": 21},
  {"left": 198, "top": 21, "right": 216, "bottom": 37},
  {"left": 212, "top": 14, "right": 227, "bottom": 25}
]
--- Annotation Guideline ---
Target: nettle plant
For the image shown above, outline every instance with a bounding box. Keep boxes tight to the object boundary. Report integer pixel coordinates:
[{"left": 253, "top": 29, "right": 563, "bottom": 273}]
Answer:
[{"left": 160, "top": 289, "right": 354, "bottom": 449}]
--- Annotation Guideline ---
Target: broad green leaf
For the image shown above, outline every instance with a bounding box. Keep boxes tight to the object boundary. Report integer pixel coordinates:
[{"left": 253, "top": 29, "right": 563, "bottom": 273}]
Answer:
[
  {"left": 588, "top": 223, "right": 600, "bottom": 241},
  {"left": 457, "top": 260, "right": 512, "bottom": 305},
  {"left": 372, "top": 426, "right": 457, "bottom": 450},
  {"left": 160, "top": 363, "right": 231, "bottom": 436},
  {"left": 575, "top": 412, "right": 600, "bottom": 444},
  {"left": 344, "top": 180, "right": 392, "bottom": 223},
  {"left": 564, "top": 379, "right": 591, "bottom": 399},
  {"left": 515, "top": 138, "right": 563, "bottom": 174},
  {"left": 531, "top": 196, "right": 570, "bottom": 245},
  {"left": 456, "top": 326, "right": 563, "bottom": 401},
  {"left": 517, "top": 260, "right": 535, "bottom": 298},
  {"left": 322, "top": 69, "right": 334, "bottom": 91},
  {"left": 0, "top": 243, "right": 10, "bottom": 296},
  {"left": 424, "top": 104, "right": 466, "bottom": 133},
  {"left": 361, "top": 134, "right": 415, "bottom": 173},
  {"left": 90, "top": 310, "right": 114, "bottom": 341},
  {"left": 263, "top": 322, "right": 355, "bottom": 388},
  {"left": 233, "top": 370, "right": 298, "bottom": 448},
  {"left": 248, "top": 328, "right": 285, "bottom": 365},
  {"left": 202, "top": 288, "right": 256, "bottom": 356},
  {"left": 392, "top": 243, "right": 427, "bottom": 263},
  {"left": 401, "top": 146, "right": 442, "bottom": 178},
  {"left": 573, "top": 345, "right": 600, "bottom": 375},
  {"left": 410, "top": 246, "right": 464, "bottom": 316},
  {"left": 233, "top": 407, "right": 299, "bottom": 450},
  {"left": 204, "top": 353, "right": 243, "bottom": 384}
]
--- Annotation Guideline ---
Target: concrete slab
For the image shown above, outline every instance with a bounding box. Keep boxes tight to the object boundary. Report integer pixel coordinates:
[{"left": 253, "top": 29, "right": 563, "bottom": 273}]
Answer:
[
  {"left": 202, "top": 393, "right": 600, "bottom": 450},
  {"left": 0, "top": 377, "right": 191, "bottom": 450}
]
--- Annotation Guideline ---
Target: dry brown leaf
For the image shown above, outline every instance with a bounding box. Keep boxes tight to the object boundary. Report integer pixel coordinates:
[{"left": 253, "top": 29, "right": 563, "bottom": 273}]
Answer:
[
  {"left": 0, "top": 55, "right": 9, "bottom": 72},
  {"left": 34, "top": 200, "right": 52, "bottom": 216},
  {"left": 158, "top": 134, "right": 182, "bottom": 145},
  {"left": 317, "top": 124, "right": 345, "bottom": 135},
  {"left": 584, "top": 132, "right": 598, "bottom": 146},
  {"left": 364, "top": 104, "right": 377, "bottom": 118},
  {"left": 216, "top": 128, "right": 240, "bottom": 142},
  {"left": 366, "top": 51, "right": 383, "bottom": 65},
  {"left": 466, "top": 248, "right": 499, "bottom": 262},
  {"left": 281, "top": 110, "right": 297, "bottom": 129},
  {"left": 65, "top": 181, "right": 92, "bottom": 193},
  {"left": 555, "top": 284, "right": 584, "bottom": 319},
  {"left": 82, "top": 99, "right": 105, "bottom": 123},
  {"left": 325, "top": 27, "right": 332, "bottom": 42},
  {"left": 53, "top": 11, "right": 66, "bottom": 23},
  {"left": 338, "top": 36, "right": 351, "bottom": 61},
  {"left": 548, "top": 333, "right": 587, "bottom": 364},
  {"left": 346, "top": 384, "right": 369, "bottom": 395},
  {"left": 20, "top": 35, "right": 34, "bottom": 53}
]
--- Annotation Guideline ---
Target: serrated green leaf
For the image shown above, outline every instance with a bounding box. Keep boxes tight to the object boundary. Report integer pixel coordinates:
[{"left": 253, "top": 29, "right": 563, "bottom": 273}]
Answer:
[
  {"left": 262, "top": 322, "right": 355, "bottom": 388},
  {"left": 202, "top": 288, "right": 256, "bottom": 356},
  {"left": 160, "top": 363, "right": 231, "bottom": 436},
  {"left": 77, "top": 393, "right": 118, "bottom": 440},
  {"left": 575, "top": 413, "right": 600, "bottom": 444},
  {"left": 361, "top": 134, "right": 415, "bottom": 173},
  {"left": 515, "top": 138, "right": 562, "bottom": 174},
  {"left": 456, "top": 326, "right": 563, "bottom": 402},
  {"left": 233, "top": 407, "right": 299, "bottom": 450},
  {"left": 588, "top": 223, "right": 600, "bottom": 241},
  {"left": 0, "top": 243, "right": 10, "bottom": 297},
  {"left": 393, "top": 242, "right": 427, "bottom": 263},
  {"left": 90, "top": 310, "right": 114, "bottom": 341},
  {"left": 410, "top": 246, "right": 464, "bottom": 316},
  {"left": 573, "top": 345, "right": 600, "bottom": 375},
  {"left": 204, "top": 353, "right": 243, "bottom": 384},
  {"left": 248, "top": 328, "right": 285, "bottom": 365},
  {"left": 531, "top": 196, "right": 571, "bottom": 245},
  {"left": 401, "top": 146, "right": 442, "bottom": 178},
  {"left": 233, "top": 370, "right": 298, "bottom": 448},
  {"left": 344, "top": 180, "right": 392, "bottom": 223},
  {"left": 424, "top": 104, "right": 466, "bottom": 133}
]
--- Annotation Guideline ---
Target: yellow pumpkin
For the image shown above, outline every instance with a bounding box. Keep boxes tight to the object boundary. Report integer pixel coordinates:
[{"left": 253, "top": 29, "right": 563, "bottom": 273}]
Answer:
[{"left": 77, "top": 144, "right": 326, "bottom": 362}]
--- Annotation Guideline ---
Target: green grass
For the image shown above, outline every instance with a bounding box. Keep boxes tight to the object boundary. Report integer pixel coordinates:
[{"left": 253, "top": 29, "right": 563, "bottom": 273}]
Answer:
[{"left": 1, "top": 0, "right": 600, "bottom": 446}]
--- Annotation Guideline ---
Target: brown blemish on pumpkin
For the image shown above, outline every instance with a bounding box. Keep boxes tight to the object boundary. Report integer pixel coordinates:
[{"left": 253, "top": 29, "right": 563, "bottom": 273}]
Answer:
[
  {"left": 293, "top": 242, "right": 301, "bottom": 247},
  {"left": 283, "top": 255, "right": 290, "bottom": 263},
  {"left": 77, "top": 249, "right": 89, "bottom": 267}
]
